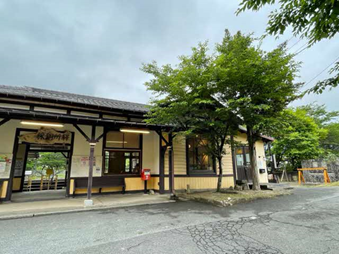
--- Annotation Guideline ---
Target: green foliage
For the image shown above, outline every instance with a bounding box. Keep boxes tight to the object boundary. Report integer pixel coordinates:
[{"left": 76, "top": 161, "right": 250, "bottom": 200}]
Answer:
[
  {"left": 298, "top": 103, "right": 339, "bottom": 157},
  {"left": 26, "top": 152, "right": 67, "bottom": 177},
  {"left": 310, "top": 63, "right": 339, "bottom": 94},
  {"left": 298, "top": 103, "right": 339, "bottom": 126},
  {"left": 323, "top": 123, "right": 339, "bottom": 147},
  {"left": 143, "top": 30, "right": 300, "bottom": 190},
  {"left": 238, "top": 0, "right": 339, "bottom": 44},
  {"left": 215, "top": 30, "right": 301, "bottom": 132},
  {"left": 237, "top": 0, "right": 339, "bottom": 92},
  {"left": 142, "top": 42, "right": 240, "bottom": 192},
  {"left": 270, "top": 108, "right": 327, "bottom": 170},
  {"left": 214, "top": 30, "right": 301, "bottom": 188}
]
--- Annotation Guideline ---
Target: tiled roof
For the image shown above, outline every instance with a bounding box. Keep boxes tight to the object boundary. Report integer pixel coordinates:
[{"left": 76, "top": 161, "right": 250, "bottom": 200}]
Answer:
[{"left": 0, "top": 85, "right": 148, "bottom": 113}]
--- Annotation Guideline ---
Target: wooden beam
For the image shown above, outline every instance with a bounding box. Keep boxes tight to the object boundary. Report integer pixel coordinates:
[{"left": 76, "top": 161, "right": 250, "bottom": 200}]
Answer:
[
  {"left": 155, "top": 130, "right": 169, "bottom": 146},
  {"left": 73, "top": 124, "right": 90, "bottom": 142},
  {"left": 297, "top": 167, "right": 326, "bottom": 171},
  {"left": 61, "top": 152, "right": 68, "bottom": 159},
  {"left": 0, "top": 118, "right": 10, "bottom": 127},
  {"left": 95, "top": 132, "right": 105, "bottom": 143}
]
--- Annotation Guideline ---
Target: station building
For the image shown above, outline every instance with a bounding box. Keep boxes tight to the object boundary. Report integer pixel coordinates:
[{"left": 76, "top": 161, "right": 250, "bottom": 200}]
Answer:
[{"left": 0, "top": 85, "right": 271, "bottom": 203}]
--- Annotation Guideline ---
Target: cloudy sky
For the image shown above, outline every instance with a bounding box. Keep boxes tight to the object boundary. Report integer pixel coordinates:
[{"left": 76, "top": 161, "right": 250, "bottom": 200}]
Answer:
[{"left": 0, "top": 0, "right": 338, "bottom": 111}]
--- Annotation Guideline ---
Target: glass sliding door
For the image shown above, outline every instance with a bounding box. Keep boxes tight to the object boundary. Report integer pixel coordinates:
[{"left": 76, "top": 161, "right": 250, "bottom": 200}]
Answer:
[{"left": 235, "top": 146, "right": 253, "bottom": 182}]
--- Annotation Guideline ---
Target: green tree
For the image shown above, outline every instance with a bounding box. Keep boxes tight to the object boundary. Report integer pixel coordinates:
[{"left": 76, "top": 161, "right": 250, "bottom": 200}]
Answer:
[
  {"left": 270, "top": 108, "right": 327, "bottom": 170},
  {"left": 237, "top": 0, "right": 339, "bottom": 93},
  {"left": 142, "top": 43, "right": 239, "bottom": 192},
  {"left": 215, "top": 30, "right": 301, "bottom": 189},
  {"left": 298, "top": 103, "right": 339, "bottom": 126},
  {"left": 299, "top": 103, "right": 339, "bottom": 156},
  {"left": 26, "top": 152, "right": 67, "bottom": 179},
  {"left": 322, "top": 122, "right": 339, "bottom": 155}
]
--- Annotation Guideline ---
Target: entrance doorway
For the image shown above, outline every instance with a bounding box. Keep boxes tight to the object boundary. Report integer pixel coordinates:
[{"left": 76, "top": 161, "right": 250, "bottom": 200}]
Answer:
[
  {"left": 235, "top": 146, "right": 253, "bottom": 182},
  {"left": 24, "top": 151, "right": 68, "bottom": 192},
  {"left": 9, "top": 128, "right": 73, "bottom": 202}
]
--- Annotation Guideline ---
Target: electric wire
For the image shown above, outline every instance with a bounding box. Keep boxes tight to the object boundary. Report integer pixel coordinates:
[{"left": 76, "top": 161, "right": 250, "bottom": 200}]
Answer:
[{"left": 305, "top": 55, "right": 339, "bottom": 86}]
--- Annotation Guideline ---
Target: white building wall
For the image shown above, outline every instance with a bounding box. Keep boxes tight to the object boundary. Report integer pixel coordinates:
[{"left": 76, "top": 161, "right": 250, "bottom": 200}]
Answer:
[
  {"left": 69, "top": 125, "right": 103, "bottom": 178},
  {"left": 255, "top": 140, "right": 269, "bottom": 183},
  {"left": 0, "top": 119, "right": 18, "bottom": 179}
]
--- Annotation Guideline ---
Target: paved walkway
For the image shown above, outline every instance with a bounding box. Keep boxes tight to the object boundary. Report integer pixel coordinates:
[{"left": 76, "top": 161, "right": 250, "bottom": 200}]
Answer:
[
  {"left": 11, "top": 189, "right": 66, "bottom": 202},
  {"left": 0, "top": 193, "right": 173, "bottom": 220}
]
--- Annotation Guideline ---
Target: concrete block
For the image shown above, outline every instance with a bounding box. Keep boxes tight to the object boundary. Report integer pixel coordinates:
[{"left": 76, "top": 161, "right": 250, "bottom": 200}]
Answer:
[{"left": 84, "top": 199, "right": 94, "bottom": 207}]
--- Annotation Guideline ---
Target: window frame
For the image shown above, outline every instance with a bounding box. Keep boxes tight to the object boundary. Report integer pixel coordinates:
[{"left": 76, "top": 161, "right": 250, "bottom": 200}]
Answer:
[
  {"left": 102, "top": 129, "right": 143, "bottom": 176},
  {"left": 105, "top": 131, "right": 141, "bottom": 149},
  {"left": 235, "top": 145, "right": 251, "bottom": 168},
  {"left": 186, "top": 137, "right": 216, "bottom": 175}
]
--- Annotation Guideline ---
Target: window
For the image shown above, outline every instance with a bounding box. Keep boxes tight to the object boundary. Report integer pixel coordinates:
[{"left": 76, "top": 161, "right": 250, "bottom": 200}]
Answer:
[
  {"left": 106, "top": 131, "right": 140, "bottom": 149},
  {"left": 187, "top": 137, "right": 214, "bottom": 173},
  {"left": 104, "top": 151, "right": 141, "bottom": 175},
  {"left": 235, "top": 146, "right": 251, "bottom": 167},
  {"left": 236, "top": 148, "right": 245, "bottom": 167},
  {"left": 104, "top": 131, "right": 142, "bottom": 175}
]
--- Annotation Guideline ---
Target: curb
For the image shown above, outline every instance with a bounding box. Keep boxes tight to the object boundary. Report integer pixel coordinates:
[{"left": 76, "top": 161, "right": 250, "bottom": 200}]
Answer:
[{"left": 0, "top": 199, "right": 175, "bottom": 221}]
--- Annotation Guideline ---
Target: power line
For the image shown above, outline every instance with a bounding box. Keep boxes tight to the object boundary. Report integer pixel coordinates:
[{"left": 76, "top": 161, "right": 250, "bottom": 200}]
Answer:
[
  {"left": 292, "top": 42, "right": 308, "bottom": 53},
  {"left": 286, "top": 35, "right": 295, "bottom": 43},
  {"left": 287, "top": 38, "right": 302, "bottom": 51},
  {"left": 294, "top": 45, "right": 309, "bottom": 56},
  {"left": 305, "top": 55, "right": 339, "bottom": 86}
]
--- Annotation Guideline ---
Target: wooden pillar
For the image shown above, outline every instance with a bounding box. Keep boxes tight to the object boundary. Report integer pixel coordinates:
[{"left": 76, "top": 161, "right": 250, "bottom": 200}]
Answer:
[
  {"left": 168, "top": 133, "right": 175, "bottom": 196},
  {"left": 268, "top": 142, "right": 276, "bottom": 171},
  {"left": 230, "top": 135, "right": 237, "bottom": 186},
  {"left": 86, "top": 126, "right": 96, "bottom": 202},
  {"left": 156, "top": 130, "right": 167, "bottom": 194},
  {"left": 159, "top": 146, "right": 166, "bottom": 194}
]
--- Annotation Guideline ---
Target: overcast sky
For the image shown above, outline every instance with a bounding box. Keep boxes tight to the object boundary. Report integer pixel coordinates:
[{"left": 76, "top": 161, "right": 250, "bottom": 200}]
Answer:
[{"left": 0, "top": 0, "right": 338, "bottom": 111}]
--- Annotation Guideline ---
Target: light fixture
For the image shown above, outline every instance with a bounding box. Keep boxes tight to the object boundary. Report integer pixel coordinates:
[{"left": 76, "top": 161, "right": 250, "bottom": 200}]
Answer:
[
  {"left": 120, "top": 128, "right": 150, "bottom": 134},
  {"left": 107, "top": 141, "right": 128, "bottom": 144},
  {"left": 21, "top": 121, "right": 64, "bottom": 128}
]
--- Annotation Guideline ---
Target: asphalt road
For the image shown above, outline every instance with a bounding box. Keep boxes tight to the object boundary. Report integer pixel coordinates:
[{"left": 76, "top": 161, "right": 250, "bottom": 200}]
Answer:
[{"left": 1, "top": 187, "right": 339, "bottom": 254}]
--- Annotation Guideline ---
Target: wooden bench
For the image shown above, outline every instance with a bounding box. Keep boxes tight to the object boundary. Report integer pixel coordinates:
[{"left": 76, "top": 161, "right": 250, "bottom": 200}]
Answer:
[{"left": 73, "top": 177, "right": 126, "bottom": 196}]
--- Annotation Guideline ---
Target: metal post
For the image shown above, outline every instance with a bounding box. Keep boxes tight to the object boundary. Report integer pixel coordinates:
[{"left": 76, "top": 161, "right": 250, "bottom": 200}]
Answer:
[{"left": 144, "top": 180, "right": 148, "bottom": 194}]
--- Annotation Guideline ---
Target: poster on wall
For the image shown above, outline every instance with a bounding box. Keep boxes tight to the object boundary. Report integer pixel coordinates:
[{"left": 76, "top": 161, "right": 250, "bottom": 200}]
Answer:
[
  {"left": 0, "top": 154, "right": 12, "bottom": 179},
  {"left": 14, "top": 160, "right": 25, "bottom": 177},
  {"left": 0, "top": 162, "right": 5, "bottom": 172},
  {"left": 71, "top": 156, "right": 102, "bottom": 177}
]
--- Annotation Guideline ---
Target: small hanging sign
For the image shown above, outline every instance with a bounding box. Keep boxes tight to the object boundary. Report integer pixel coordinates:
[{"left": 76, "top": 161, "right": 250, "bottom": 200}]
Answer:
[{"left": 19, "top": 127, "right": 71, "bottom": 144}]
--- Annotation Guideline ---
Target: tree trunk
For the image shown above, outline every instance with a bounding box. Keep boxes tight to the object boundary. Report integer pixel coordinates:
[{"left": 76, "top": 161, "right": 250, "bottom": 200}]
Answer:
[
  {"left": 217, "top": 156, "right": 223, "bottom": 192},
  {"left": 247, "top": 128, "right": 260, "bottom": 190}
]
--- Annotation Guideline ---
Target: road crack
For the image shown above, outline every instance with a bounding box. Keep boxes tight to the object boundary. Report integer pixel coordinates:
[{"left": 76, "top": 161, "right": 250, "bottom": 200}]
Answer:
[{"left": 173, "top": 215, "right": 282, "bottom": 254}]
